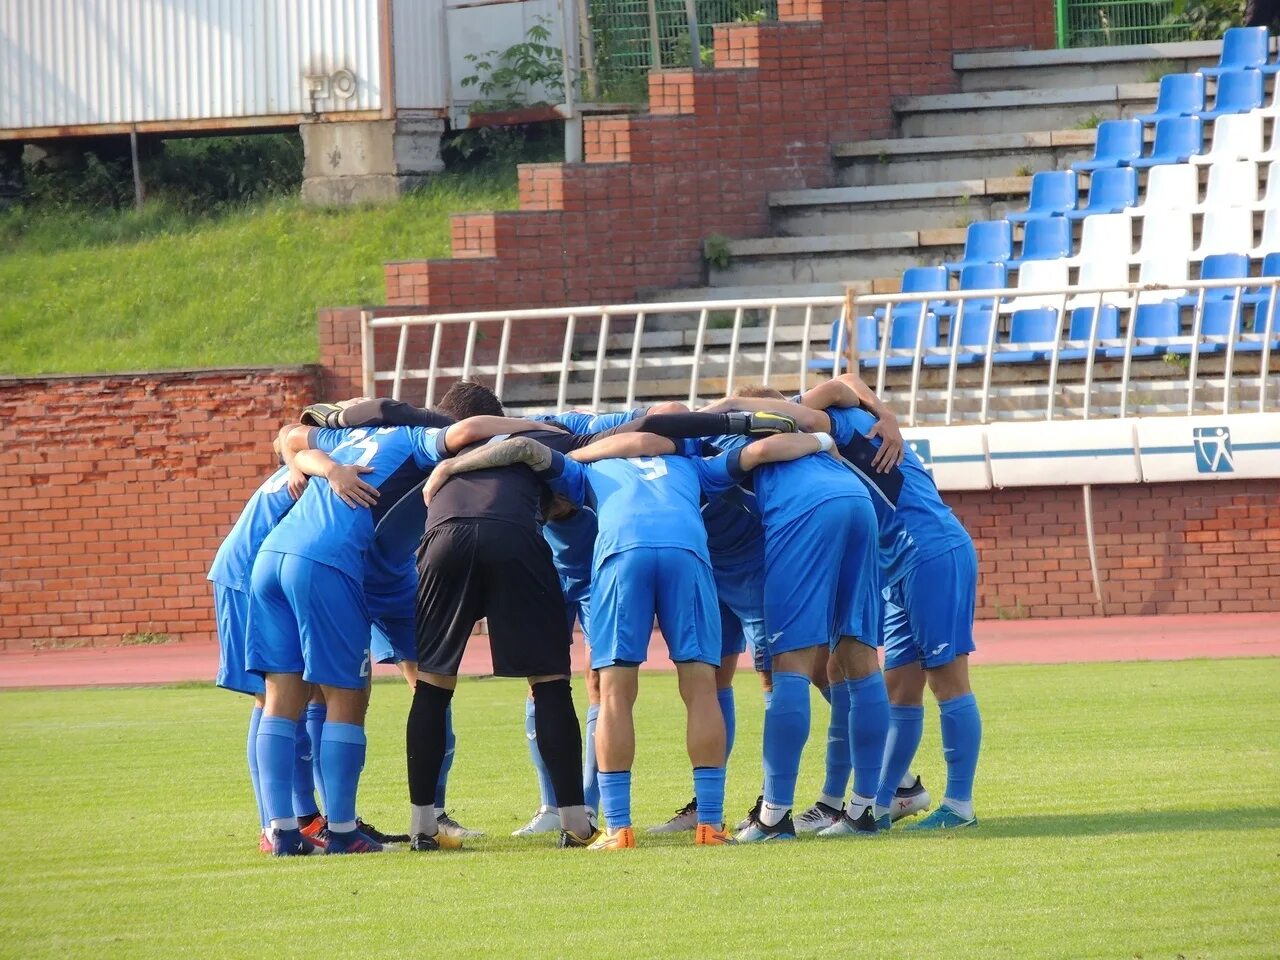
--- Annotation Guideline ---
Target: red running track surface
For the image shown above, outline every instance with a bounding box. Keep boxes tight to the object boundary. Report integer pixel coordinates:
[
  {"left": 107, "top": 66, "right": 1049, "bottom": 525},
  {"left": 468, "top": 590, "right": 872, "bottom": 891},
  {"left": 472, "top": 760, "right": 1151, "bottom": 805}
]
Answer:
[{"left": 1, "top": 613, "right": 1276, "bottom": 690}]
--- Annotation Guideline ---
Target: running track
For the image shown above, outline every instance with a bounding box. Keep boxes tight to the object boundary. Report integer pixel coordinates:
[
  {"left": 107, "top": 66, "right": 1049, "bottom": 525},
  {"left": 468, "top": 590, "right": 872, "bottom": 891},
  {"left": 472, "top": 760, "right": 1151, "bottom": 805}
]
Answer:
[{"left": 1, "top": 613, "right": 1276, "bottom": 690}]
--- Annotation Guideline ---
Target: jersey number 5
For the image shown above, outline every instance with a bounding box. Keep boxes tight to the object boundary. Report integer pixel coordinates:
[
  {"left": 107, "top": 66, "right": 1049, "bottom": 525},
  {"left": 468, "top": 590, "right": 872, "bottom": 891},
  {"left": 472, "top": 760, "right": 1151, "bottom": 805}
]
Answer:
[{"left": 628, "top": 457, "right": 668, "bottom": 481}]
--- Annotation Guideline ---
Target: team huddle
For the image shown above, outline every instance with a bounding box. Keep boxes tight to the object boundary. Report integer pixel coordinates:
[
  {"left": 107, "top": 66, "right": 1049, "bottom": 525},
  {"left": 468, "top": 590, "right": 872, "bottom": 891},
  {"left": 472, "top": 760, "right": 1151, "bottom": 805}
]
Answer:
[{"left": 208, "top": 373, "right": 983, "bottom": 854}]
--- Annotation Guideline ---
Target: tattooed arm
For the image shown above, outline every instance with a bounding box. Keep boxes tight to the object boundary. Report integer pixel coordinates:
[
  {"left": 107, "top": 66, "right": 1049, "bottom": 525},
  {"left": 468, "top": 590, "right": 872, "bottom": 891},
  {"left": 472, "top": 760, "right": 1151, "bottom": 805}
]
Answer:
[{"left": 422, "top": 436, "right": 557, "bottom": 504}]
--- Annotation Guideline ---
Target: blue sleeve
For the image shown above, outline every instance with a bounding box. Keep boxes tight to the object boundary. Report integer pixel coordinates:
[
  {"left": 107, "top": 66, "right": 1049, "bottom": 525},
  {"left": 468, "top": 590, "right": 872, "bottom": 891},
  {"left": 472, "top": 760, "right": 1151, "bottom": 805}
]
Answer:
[
  {"left": 826, "top": 406, "right": 877, "bottom": 448},
  {"left": 408, "top": 427, "right": 446, "bottom": 468},
  {"left": 310, "top": 427, "right": 346, "bottom": 453},
  {"left": 535, "top": 452, "right": 587, "bottom": 507},
  {"left": 695, "top": 451, "right": 747, "bottom": 495}
]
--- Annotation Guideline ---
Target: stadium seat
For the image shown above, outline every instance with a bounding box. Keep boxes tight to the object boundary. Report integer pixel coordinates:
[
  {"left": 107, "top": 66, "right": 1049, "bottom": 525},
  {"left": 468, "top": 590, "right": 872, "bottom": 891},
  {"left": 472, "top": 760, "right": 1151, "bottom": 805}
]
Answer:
[
  {"left": 1062, "top": 304, "right": 1122, "bottom": 360},
  {"left": 1130, "top": 117, "right": 1203, "bottom": 169},
  {"left": 1134, "top": 210, "right": 1193, "bottom": 263},
  {"left": 1104, "top": 300, "right": 1183, "bottom": 359},
  {"left": 810, "top": 313, "right": 880, "bottom": 372},
  {"left": 1254, "top": 165, "right": 1280, "bottom": 208},
  {"left": 997, "top": 307, "right": 1062, "bottom": 363},
  {"left": 1007, "top": 170, "right": 1078, "bottom": 223},
  {"left": 1190, "top": 113, "right": 1266, "bottom": 165},
  {"left": 1006, "top": 216, "right": 1073, "bottom": 268},
  {"left": 1178, "top": 252, "right": 1251, "bottom": 308},
  {"left": 1200, "top": 159, "right": 1259, "bottom": 209},
  {"left": 1129, "top": 163, "right": 1199, "bottom": 215},
  {"left": 1248, "top": 207, "right": 1280, "bottom": 255},
  {"left": 941, "top": 220, "right": 1013, "bottom": 273},
  {"left": 929, "top": 296, "right": 998, "bottom": 366},
  {"left": 1201, "top": 26, "right": 1271, "bottom": 77},
  {"left": 1170, "top": 254, "right": 1253, "bottom": 353},
  {"left": 1066, "top": 212, "right": 1135, "bottom": 266},
  {"left": 1072, "top": 118, "right": 1143, "bottom": 173},
  {"left": 884, "top": 305, "right": 940, "bottom": 368},
  {"left": 871, "top": 265, "right": 949, "bottom": 320},
  {"left": 1197, "top": 69, "right": 1265, "bottom": 121},
  {"left": 1136, "top": 72, "right": 1206, "bottom": 125},
  {"left": 936, "top": 263, "right": 1007, "bottom": 318},
  {"left": 1066, "top": 167, "right": 1137, "bottom": 219},
  {"left": 1195, "top": 207, "right": 1256, "bottom": 258}
]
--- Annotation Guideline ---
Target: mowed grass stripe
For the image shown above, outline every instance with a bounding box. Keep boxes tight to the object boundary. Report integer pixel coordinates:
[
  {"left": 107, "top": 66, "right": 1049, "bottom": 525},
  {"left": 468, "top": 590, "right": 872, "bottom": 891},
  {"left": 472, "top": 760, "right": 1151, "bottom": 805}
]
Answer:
[{"left": 0, "top": 659, "right": 1276, "bottom": 959}]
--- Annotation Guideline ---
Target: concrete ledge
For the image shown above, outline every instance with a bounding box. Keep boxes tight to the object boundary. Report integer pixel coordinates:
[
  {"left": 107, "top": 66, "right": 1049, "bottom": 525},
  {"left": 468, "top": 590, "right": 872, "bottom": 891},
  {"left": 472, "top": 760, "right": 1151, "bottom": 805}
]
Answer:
[
  {"left": 835, "top": 131, "right": 1054, "bottom": 158},
  {"left": 647, "top": 282, "right": 865, "bottom": 302},
  {"left": 895, "top": 83, "right": 1156, "bottom": 114},
  {"left": 953, "top": 39, "right": 1224, "bottom": 71},
  {"left": 727, "top": 228, "right": 965, "bottom": 258},
  {"left": 770, "top": 177, "right": 1031, "bottom": 208}
]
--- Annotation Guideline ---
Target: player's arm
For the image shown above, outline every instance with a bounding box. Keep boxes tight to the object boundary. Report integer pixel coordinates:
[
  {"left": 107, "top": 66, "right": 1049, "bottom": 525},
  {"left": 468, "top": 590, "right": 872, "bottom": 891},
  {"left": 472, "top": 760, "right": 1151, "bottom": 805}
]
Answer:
[
  {"left": 306, "top": 397, "right": 455, "bottom": 430},
  {"left": 568, "top": 432, "right": 676, "bottom": 463},
  {"left": 422, "top": 436, "right": 584, "bottom": 506},
  {"left": 834, "top": 373, "right": 905, "bottom": 472},
  {"left": 739, "top": 432, "right": 832, "bottom": 471},
  {"left": 440, "top": 415, "right": 550, "bottom": 454},
  {"left": 700, "top": 395, "right": 831, "bottom": 433},
  {"left": 279, "top": 423, "right": 380, "bottom": 508},
  {"left": 588, "top": 410, "right": 797, "bottom": 442}
]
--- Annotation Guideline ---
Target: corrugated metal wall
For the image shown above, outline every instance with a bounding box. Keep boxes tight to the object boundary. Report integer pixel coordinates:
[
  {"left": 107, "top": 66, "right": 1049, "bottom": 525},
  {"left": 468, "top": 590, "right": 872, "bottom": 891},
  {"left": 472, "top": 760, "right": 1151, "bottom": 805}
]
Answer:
[
  {"left": 1, "top": 0, "right": 386, "bottom": 132},
  {"left": 392, "top": 0, "right": 447, "bottom": 111}
]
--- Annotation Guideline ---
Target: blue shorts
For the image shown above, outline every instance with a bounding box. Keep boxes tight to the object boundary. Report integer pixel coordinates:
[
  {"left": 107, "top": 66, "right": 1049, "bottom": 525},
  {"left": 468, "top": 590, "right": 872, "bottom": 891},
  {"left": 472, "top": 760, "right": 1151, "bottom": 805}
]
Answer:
[
  {"left": 246, "top": 551, "right": 372, "bottom": 689},
  {"left": 565, "top": 597, "right": 593, "bottom": 645},
  {"left": 713, "top": 560, "right": 765, "bottom": 662},
  {"left": 590, "top": 547, "right": 719, "bottom": 669},
  {"left": 883, "top": 540, "right": 978, "bottom": 671},
  {"left": 213, "top": 583, "right": 265, "bottom": 697},
  {"left": 764, "top": 496, "right": 882, "bottom": 656},
  {"left": 371, "top": 616, "right": 415, "bottom": 665}
]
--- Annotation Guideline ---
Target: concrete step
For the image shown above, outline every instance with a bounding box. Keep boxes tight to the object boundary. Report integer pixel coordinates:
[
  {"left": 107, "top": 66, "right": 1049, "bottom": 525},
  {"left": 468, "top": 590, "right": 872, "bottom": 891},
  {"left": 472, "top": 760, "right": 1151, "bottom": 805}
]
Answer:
[
  {"left": 708, "top": 228, "right": 966, "bottom": 288},
  {"left": 770, "top": 177, "right": 1032, "bottom": 235},
  {"left": 954, "top": 39, "right": 1223, "bottom": 92},
  {"left": 896, "top": 83, "right": 1158, "bottom": 138},
  {"left": 833, "top": 129, "right": 1096, "bottom": 186}
]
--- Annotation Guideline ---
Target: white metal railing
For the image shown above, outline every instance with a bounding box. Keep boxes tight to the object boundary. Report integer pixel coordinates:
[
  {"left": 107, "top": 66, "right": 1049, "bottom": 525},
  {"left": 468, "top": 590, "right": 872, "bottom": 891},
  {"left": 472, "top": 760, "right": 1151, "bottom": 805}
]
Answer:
[{"left": 362, "top": 278, "right": 1279, "bottom": 425}]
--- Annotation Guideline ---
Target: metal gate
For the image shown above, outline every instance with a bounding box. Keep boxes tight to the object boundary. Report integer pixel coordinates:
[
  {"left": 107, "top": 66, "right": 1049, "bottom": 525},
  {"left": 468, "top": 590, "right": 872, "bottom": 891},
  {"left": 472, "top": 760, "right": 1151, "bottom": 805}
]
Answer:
[{"left": 1056, "top": 0, "right": 1192, "bottom": 48}]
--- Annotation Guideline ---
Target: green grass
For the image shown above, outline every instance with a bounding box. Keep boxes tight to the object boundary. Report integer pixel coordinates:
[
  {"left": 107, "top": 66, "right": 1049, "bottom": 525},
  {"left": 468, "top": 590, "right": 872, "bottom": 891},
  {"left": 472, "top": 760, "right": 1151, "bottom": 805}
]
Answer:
[
  {"left": 0, "top": 170, "right": 517, "bottom": 377},
  {"left": 1, "top": 660, "right": 1277, "bottom": 959}
]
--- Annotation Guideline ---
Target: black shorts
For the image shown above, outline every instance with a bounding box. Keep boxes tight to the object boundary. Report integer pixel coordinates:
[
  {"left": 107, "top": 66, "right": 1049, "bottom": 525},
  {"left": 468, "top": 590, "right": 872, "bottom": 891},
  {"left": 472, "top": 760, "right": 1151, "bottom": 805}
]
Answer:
[{"left": 416, "top": 518, "right": 571, "bottom": 678}]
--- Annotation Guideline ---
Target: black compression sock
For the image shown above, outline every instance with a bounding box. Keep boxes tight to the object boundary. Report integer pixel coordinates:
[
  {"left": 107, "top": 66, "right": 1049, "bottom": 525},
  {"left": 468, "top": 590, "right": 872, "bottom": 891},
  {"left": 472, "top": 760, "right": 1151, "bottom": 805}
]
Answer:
[
  {"left": 531, "top": 678, "right": 586, "bottom": 809},
  {"left": 406, "top": 680, "right": 454, "bottom": 807}
]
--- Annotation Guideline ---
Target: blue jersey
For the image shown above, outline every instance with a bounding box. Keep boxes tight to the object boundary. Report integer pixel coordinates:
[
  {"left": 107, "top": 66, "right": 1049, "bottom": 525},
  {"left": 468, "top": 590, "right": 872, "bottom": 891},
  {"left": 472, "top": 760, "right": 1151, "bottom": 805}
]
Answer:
[
  {"left": 828, "top": 407, "right": 971, "bottom": 585},
  {"left": 208, "top": 465, "right": 297, "bottom": 592},
  {"left": 714, "top": 433, "right": 870, "bottom": 528},
  {"left": 701, "top": 487, "right": 764, "bottom": 570},
  {"left": 260, "top": 425, "right": 445, "bottom": 580},
  {"left": 571, "top": 442, "right": 738, "bottom": 569},
  {"left": 539, "top": 407, "right": 645, "bottom": 602}
]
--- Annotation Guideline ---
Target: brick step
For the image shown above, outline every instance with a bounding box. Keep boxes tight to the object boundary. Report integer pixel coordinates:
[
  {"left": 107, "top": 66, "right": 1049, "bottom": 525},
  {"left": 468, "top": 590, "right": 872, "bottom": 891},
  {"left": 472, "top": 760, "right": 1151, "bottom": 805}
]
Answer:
[
  {"left": 769, "top": 177, "right": 1033, "bottom": 235},
  {"left": 833, "top": 130, "right": 1096, "bottom": 187},
  {"left": 895, "top": 83, "right": 1158, "bottom": 138},
  {"left": 953, "top": 39, "right": 1223, "bottom": 93}
]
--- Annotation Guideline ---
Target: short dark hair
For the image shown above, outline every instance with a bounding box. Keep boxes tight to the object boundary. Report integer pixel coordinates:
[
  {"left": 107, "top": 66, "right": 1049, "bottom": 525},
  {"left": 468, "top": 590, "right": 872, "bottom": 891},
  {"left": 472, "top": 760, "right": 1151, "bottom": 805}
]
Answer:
[
  {"left": 437, "top": 379, "right": 503, "bottom": 419},
  {"left": 736, "top": 384, "right": 786, "bottom": 401}
]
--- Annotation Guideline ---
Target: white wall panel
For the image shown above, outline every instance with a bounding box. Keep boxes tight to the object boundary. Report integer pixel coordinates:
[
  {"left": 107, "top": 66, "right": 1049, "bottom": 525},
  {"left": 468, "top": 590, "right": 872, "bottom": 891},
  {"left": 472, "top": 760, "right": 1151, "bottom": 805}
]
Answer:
[
  {"left": 901, "top": 424, "right": 991, "bottom": 491},
  {"left": 1137, "top": 413, "right": 1280, "bottom": 482},
  {"left": 986, "top": 419, "right": 1141, "bottom": 488}
]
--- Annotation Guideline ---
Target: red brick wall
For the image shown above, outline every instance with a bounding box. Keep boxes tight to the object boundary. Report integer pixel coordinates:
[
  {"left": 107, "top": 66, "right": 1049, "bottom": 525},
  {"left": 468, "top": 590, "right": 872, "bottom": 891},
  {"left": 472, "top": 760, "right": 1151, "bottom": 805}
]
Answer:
[
  {"left": 380, "top": 0, "right": 1057, "bottom": 320},
  {"left": 955, "top": 479, "right": 1280, "bottom": 620},
  {"left": 0, "top": 368, "right": 319, "bottom": 651}
]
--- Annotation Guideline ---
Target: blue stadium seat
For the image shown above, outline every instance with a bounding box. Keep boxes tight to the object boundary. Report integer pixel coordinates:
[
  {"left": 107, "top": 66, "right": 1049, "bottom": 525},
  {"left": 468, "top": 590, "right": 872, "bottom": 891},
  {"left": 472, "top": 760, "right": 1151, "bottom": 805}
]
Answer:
[
  {"left": 941, "top": 220, "right": 1012, "bottom": 273},
  {"left": 995, "top": 307, "right": 1061, "bottom": 363},
  {"left": 1007, "top": 170, "right": 1078, "bottom": 223},
  {"left": 809, "top": 313, "right": 880, "bottom": 372},
  {"left": 1072, "top": 119, "right": 1143, "bottom": 173},
  {"left": 1065, "top": 167, "right": 1138, "bottom": 220},
  {"left": 936, "top": 263, "right": 1007, "bottom": 319},
  {"left": 1198, "top": 69, "right": 1264, "bottom": 121},
  {"left": 1136, "top": 72, "right": 1206, "bottom": 125},
  {"left": 1129, "top": 117, "right": 1203, "bottom": 169},
  {"left": 927, "top": 297, "right": 997, "bottom": 366},
  {"left": 1006, "top": 217, "right": 1073, "bottom": 268},
  {"left": 1202, "top": 26, "right": 1271, "bottom": 77},
  {"left": 1062, "top": 304, "right": 1122, "bottom": 360},
  {"left": 884, "top": 306, "right": 939, "bottom": 368},
  {"left": 1104, "top": 300, "right": 1182, "bottom": 358},
  {"left": 872, "top": 265, "right": 949, "bottom": 320},
  {"left": 1177, "top": 253, "right": 1250, "bottom": 308}
]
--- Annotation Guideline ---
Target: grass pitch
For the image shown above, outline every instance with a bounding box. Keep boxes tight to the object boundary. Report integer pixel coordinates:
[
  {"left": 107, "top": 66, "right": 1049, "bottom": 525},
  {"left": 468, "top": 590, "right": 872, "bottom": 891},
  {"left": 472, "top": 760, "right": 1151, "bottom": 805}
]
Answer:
[{"left": 1, "top": 659, "right": 1277, "bottom": 960}]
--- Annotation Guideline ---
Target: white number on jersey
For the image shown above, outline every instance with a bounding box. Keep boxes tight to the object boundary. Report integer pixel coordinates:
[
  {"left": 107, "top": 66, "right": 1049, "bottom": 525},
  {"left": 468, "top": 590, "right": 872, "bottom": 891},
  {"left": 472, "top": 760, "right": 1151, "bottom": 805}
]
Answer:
[
  {"left": 261, "top": 470, "right": 292, "bottom": 494},
  {"left": 329, "top": 427, "right": 382, "bottom": 467},
  {"left": 628, "top": 456, "right": 668, "bottom": 481}
]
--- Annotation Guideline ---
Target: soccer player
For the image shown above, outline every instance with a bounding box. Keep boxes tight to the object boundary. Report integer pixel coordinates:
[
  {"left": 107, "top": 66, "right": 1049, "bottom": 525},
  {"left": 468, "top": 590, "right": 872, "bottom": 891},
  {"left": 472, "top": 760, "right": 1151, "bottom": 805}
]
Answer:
[
  {"left": 208, "top": 429, "right": 380, "bottom": 852},
  {"left": 798, "top": 377, "right": 982, "bottom": 830},
  {"left": 703, "top": 386, "right": 888, "bottom": 840}
]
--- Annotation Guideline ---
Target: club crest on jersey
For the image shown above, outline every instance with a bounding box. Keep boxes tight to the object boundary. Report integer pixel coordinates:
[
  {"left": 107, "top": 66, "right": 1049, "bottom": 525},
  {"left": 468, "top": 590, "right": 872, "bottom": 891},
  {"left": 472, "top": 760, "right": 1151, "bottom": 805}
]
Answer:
[{"left": 1192, "top": 426, "right": 1233, "bottom": 474}]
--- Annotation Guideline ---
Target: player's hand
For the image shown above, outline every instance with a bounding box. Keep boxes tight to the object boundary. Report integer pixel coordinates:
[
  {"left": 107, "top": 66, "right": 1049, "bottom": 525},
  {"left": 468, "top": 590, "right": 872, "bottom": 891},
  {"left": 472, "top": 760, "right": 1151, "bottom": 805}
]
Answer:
[
  {"left": 287, "top": 466, "right": 309, "bottom": 500},
  {"left": 741, "top": 411, "right": 797, "bottom": 436},
  {"left": 866, "top": 414, "right": 905, "bottom": 473},
  {"left": 422, "top": 464, "right": 453, "bottom": 505},
  {"left": 326, "top": 464, "right": 379, "bottom": 509},
  {"left": 298, "top": 402, "right": 343, "bottom": 428}
]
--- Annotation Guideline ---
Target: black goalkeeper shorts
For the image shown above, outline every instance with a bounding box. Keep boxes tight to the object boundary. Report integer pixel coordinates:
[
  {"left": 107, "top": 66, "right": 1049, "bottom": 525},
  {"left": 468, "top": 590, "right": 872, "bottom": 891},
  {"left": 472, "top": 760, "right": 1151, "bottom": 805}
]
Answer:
[{"left": 416, "top": 518, "right": 572, "bottom": 678}]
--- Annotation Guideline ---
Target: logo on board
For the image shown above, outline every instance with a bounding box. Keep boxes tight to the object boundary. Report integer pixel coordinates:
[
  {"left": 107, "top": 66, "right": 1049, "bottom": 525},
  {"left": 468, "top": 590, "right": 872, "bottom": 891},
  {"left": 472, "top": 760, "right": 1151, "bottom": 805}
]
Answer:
[
  {"left": 908, "top": 439, "right": 933, "bottom": 472},
  {"left": 1192, "top": 426, "right": 1233, "bottom": 474}
]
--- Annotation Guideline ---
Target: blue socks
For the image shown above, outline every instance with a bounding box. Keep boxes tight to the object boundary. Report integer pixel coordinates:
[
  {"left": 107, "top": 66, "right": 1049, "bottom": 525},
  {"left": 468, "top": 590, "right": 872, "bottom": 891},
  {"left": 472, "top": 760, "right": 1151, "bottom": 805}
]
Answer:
[
  {"left": 247, "top": 706, "right": 267, "bottom": 829},
  {"left": 319, "top": 721, "right": 366, "bottom": 830},
  {"left": 717, "top": 687, "right": 736, "bottom": 763},
  {"left": 598, "top": 770, "right": 632, "bottom": 829},
  {"left": 293, "top": 716, "right": 320, "bottom": 818},
  {"left": 939, "top": 693, "right": 982, "bottom": 806},
  {"left": 583, "top": 703, "right": 601, "bottom": 813},
  {"left": 876, "top": 704, "right": 925, "bottom": 809},
  {"left": 255, "top": 714, "right": 299, "bottom": 827},
  {"left": 821, "top": 680, "right": 852, "bottom": 803},
  {"left": 435, "top": 705, "right": 455, "bottom": 809},
  {"left": 304, "top": 702, "right": 327, "bottom": 811},
  {"left": 525, "top": 697, "right": 557, "bottom": 808},
  {"left": 847, "top": 672, "right": 890, "bottom": 802},
  {"left": 693, "top": 766, "right": 726, "bottom": 827},
  {"left": 762, "top": 672, "right": 811, "bottom": 809}
]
